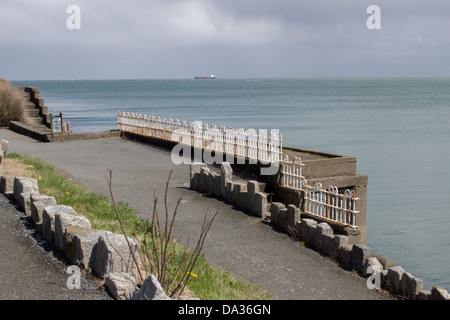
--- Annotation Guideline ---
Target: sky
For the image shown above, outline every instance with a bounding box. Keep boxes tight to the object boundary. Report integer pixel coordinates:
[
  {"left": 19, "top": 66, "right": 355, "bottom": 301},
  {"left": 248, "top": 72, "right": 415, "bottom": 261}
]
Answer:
[{"left": 1, "top": 0, "right": 450, "bottom": 80}]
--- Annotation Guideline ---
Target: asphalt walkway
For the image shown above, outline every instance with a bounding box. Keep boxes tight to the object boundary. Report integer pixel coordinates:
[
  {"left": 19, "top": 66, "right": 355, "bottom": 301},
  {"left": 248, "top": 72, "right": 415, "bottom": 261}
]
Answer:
[
  {"left": 0, "top": 128, "right": 390, "bottom": 300},
  {"left": 0, "top": 194, "right": 111, "bottom": 300}
]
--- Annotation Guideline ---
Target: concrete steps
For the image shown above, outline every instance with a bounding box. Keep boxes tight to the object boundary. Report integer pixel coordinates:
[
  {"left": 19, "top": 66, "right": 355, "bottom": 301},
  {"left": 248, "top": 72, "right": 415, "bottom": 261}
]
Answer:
[{"left": 19, "top": 87, "right": 52, "bottom": 131}]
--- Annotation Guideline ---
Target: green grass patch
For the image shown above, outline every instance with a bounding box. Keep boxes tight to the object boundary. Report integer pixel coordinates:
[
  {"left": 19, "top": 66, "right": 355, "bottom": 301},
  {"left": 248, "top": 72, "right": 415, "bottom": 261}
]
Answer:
[{"left": 7, "top": 153, "right": 271, "bottom": 300}]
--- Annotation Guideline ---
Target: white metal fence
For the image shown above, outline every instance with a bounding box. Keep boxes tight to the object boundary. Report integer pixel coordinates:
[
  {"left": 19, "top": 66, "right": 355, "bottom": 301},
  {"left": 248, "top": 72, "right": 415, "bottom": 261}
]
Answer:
[
  {"left": 118, "top": 111, "right": 359, "bottom": 229},
  {"left": 117, "top": 111, "right": 283, "bottom": 164},
  {"left": 280, "top": 154, "right": 359, "bottom": 229}
]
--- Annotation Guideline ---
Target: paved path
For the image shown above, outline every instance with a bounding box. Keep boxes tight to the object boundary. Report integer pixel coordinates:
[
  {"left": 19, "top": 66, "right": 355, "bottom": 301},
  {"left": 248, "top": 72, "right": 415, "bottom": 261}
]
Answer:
[
  {"left": 1, "top": 128, "right": 390, "bottom": 300},
  {"left": 0, "top": 195, "right": 111, "bottom": 300}
]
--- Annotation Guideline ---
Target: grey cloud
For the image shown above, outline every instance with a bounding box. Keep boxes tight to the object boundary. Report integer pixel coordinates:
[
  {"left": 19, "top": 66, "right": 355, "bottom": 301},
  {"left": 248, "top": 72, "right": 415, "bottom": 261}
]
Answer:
[{"left": 1, "top": 0, "right": 450, "bottom": 80}]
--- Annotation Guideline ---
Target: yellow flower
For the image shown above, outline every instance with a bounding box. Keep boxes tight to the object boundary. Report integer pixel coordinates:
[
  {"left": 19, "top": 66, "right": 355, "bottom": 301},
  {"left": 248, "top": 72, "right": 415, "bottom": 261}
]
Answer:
[
  {"left": 66, "top": 192, "right": 70, "bottom": 195},
  {"left": 38, "top": 177, "right": 42, "bottom": 180},
  {"left": 187, "top": 272, "right": 198, "bottom": 278}
]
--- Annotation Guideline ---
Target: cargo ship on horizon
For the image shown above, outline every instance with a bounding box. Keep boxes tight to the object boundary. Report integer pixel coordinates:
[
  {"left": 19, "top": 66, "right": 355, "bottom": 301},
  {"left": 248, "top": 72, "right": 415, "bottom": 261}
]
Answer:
[{"left": 195, "top": 74, "right": 216, "bottom": 79}]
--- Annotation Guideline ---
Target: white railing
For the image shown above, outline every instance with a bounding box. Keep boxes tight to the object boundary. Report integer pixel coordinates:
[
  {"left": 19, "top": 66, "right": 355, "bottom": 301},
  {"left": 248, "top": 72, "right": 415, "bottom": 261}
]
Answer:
[
  {"left": 303, "top": 182, "right": 359, "bottom": 229},
  {"left": 280, "top": 154, "right": 304, "bottom": 190},
  {"left": 280, "top": 154, "right": 359, "bottom": 229},
  {"left": 118, "top": 111, "right": 359, "bottom": 228},
  {"left": 117, "top": 111, "right": 283, "bottom": 164}
]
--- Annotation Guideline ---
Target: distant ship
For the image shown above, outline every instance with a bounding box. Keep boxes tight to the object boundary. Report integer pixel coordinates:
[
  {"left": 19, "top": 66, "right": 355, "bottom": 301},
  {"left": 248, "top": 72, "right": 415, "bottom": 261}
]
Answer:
[{"left": 195, "top": 74, "right": 216, "bottom": 79}]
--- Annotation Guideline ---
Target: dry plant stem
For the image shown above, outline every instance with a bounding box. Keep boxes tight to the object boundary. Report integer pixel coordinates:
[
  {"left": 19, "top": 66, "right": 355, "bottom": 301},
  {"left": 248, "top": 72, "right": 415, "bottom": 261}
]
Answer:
[
  {"left": 170, "top": 207, "right": 220, "bottom": 297},
  {"left": 106, "top": 169, "right": 144, "bottom": 283},
  {"left": 107, "top": 168, "right": 220, "bottom": 298}
]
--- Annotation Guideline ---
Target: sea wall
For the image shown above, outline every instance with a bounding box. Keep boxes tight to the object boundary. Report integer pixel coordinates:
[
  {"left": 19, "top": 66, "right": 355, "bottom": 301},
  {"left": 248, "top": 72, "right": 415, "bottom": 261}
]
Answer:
[
  {"left": 121, "top": 130, "right": 369, "bottom": 243},
  {"left": 189, "top": 161, "right": 450, "bottom": 300}
]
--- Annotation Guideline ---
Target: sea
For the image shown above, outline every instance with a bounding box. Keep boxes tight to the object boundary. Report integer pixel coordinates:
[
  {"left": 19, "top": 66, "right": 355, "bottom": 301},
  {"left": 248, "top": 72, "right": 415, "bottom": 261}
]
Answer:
[{"left": 11, "top": 78, "right": 450, "bottom": 291}]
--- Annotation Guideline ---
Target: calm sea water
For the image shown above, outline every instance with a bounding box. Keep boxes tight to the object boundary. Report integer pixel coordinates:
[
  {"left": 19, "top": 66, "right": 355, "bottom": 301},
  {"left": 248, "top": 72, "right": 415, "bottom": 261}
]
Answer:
[{"left": 12, "top": 78, "right": 450, "bottom": 291}]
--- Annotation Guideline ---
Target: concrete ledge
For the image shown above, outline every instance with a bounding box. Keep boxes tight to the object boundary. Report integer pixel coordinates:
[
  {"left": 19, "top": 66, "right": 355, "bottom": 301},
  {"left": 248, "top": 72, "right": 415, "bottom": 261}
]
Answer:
[
  {"left": 9, "top": 121, "right": 50, "bottom": 142},
  {"left": 51, "top": 130, "right": 122, "bottom": 142},
  {"left": 8, "top": 121, "right": 122, "bottom": 142}
]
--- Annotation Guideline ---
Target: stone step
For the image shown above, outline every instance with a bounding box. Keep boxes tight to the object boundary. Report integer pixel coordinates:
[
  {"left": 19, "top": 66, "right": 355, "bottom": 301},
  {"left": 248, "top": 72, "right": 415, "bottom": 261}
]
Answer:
[
  {"left": 25, "top": 102, "right": 36, "bottom": 109},
  {"left": 29, "top": 118, "right": 45, "bottom": 126},
  {"left": 27, "top": 109, "right": 40, "bottom": 117}
]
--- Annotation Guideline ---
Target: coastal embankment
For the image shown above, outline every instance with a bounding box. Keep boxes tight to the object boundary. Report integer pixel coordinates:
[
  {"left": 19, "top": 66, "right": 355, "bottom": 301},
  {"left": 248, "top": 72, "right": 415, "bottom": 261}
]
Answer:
[
  {"left": 1, "top": 85, "right": 448, "bottom": 300},
  {"left": 1, "top": 128, "right": 390, "bottom": 300}
]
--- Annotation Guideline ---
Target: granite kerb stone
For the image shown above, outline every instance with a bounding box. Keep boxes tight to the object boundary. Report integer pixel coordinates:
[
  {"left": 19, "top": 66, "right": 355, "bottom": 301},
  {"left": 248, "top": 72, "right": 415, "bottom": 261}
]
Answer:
[
  {"left": 30, "top": 194, "right": 57, "bottom": 233},
  {"left": 54, "top": 208, "right": 91, "bottom": 253},
  {"left": 64, "top": 226, "right": 109, "bottom": 270}
]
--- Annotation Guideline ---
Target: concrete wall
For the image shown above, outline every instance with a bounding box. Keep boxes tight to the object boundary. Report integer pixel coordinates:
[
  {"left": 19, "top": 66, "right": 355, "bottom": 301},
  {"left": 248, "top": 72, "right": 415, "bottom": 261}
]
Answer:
[
  {"left": 188, "top": 161, "right": 450, "bottom": 301},
  {"left": 122, "top": 129, "right": 369, "bottom": 243}
]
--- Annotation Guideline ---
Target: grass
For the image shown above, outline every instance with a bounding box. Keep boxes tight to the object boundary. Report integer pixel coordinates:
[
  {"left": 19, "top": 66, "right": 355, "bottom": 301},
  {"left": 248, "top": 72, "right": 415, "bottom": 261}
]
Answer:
[
  {"left": 0, "top": 78, "right": 33, "bottom": 127},
  {"left": 6, "top": 153, "right": 271, "bottom": 300}
]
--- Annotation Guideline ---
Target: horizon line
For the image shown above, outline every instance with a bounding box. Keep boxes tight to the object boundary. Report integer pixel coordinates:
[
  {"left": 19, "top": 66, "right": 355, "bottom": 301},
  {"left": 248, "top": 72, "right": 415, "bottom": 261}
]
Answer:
[{"left": 8, "top": 75, "right": 450, "bottom": 82}]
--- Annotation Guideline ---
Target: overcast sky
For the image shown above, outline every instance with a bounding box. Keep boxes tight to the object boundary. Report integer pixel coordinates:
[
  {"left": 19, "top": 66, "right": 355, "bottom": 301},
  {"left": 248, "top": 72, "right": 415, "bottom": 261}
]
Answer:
[{"left": 1, "top": 0, "right": 450, "bottom": 80}]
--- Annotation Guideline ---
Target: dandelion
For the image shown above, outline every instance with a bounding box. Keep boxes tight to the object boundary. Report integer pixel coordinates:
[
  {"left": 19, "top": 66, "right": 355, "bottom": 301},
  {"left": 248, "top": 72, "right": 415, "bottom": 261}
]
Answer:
[
  {"left": 38, "top": 177, "right": 42, "bottom": 180},
  {"left": 187, "top": 272, "right": 198, "bottom": 278},
  {"left": 66, "top": 192, "right": 70, "bottom": 195}
]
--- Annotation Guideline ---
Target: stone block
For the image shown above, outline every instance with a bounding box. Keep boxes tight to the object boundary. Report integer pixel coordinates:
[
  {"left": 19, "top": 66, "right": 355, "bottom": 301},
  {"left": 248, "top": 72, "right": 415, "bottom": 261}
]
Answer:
[
  {"left": 400, "top": 272, "right": 424, "bottom": 300},
  {"left": 198, "top": 167, "right": 211, "bottom": 193},
  {"left": 363, "top": 257, "right": 384, "bottom": 277},
  {"left": 214, "top": 173, "right": 221, "bottom": 197},
  {"left": 430, "top": 286, "right": 450, "bottom": 300},
  {"left": 220, "top": 162, "right": 233, "bottom": 199},
  {"left": 253, "top": 192, "right": 268, "bottom": 218},
  {"left": 300, "top": 218, "right": 318, "bottom": 247},
  {"left": 380, "top": 270, "right": 388, "bottom": 290},
  {"left": 332, "top": 235, "right": 348, "bottom": 260},
  {"left": 13, "top": 179, "right": 33, "bottom": 209},
  {"left": 42, "top": 205, "right": 58, "bottom": 245},
  {"left": 339, "top": 245, "right": 353, "bottom": 268},
  {"left": 20, "top": 191, "right": 39, "bottom": 216},
  {"left": 386, "top": 266, "right": 405, "bottom": 294},
  {"left": 105, "top": 272, "right": 138, "bottom": 300},
  {"left": 13, "top": 177, "right": 38, "bottom": 202},
  {"left": 245, "top": 180, "right": 259, "bottom": 212},
  {"left": 373, "top": 254, "right": 397, "bottom": 270},
  {"left": 132, "top": 274, "right": 171, "bottom": 300},
  {"left": 93, "top": 232, "right": 140, "bottom": 278},
  {"left": 54, "top": 208, "right": 91, "bottom": 252},
  {"left": 225, "top": 181, "right": 234, "bottom": 203},
  {"left": 315, "top": 222, "right": 333, "bottom": 251},
  {"left": 42, "top": 205, "right": 76, "bottom": 246},
  {"left": 238, "top": 189, "right": 247, "bottom": 209},
  {"left": 350, "top": 244, "right": 373, "bottom": 273},
  {"left": 321, "top": 234, "right": 334, "bottom": 257},
  {"left": 286, "top": 205, "right": 300, "bottom": 230},
  {"left": 189, "top": 163, "right": 206, "bottom": 190},
  {"left": 0, "top": 175, "right": 14, "bottom": 194},
  {"left": 30, "top": 196, "right": 57, "bottom": 233},
  {"left": 209, "top": 171, "right": 218, "bottom": 195},
  {"left": 64, "top": 226, "right": 108, "bottom": 269},
  {"left": 270, "top": 202, "right": 286, "bottom": 227},
  {"left": 0, "top": 139, "right": 9, "bottom": 156},
  {"left": 418, "top": 290, "right": 432, "bottom": 300},
  {"left": 232, "top": 183, "right": 245, "bottom": 206},
  {"left": 278, "top": 207, "right": 287, "bottom": 228}
]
